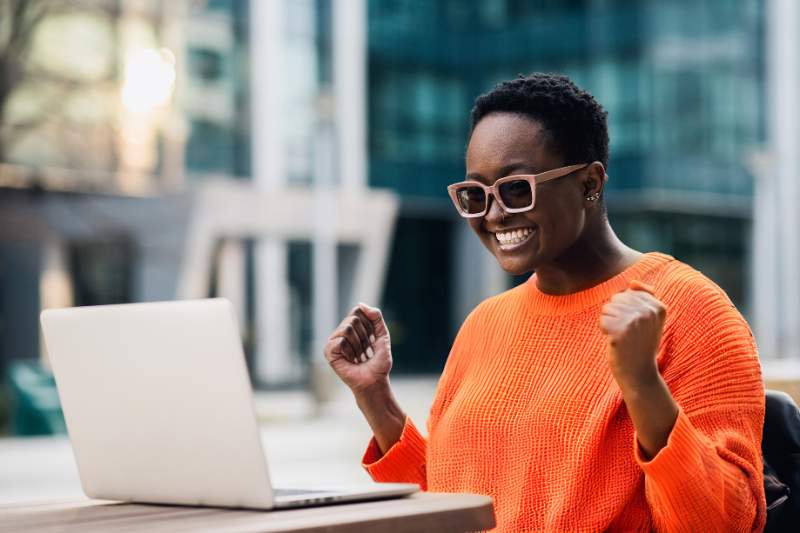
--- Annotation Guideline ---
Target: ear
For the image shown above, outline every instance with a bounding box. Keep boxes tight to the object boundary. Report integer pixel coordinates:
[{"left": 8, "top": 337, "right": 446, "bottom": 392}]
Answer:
[{"left": 581, "top": 161, "right": 607, "bottom": 199}]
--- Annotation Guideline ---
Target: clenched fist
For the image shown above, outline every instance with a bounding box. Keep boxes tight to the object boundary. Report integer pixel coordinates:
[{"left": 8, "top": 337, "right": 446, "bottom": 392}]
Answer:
[
  {"left": 599, "top": 280, "right": 666, "bottom": 390},
  {"left": 324, "top": 303, "right": 393, "bottom": 394}
]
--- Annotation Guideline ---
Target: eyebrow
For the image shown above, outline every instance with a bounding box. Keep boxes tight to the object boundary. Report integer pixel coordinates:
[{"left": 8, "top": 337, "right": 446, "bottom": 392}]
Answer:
[{"left": 465, "top": 161, "right": 542, "bottom": 182}]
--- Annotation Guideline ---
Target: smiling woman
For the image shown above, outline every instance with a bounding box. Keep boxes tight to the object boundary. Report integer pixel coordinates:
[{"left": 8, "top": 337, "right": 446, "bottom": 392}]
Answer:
[{"left": 324, "top": 73, "right": 766, "bottom": 532}]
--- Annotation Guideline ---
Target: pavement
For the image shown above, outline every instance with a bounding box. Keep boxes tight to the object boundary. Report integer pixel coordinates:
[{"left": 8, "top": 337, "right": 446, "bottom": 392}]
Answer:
[{"left": 0, "top": 376, "right": 438, "bottom": 505}]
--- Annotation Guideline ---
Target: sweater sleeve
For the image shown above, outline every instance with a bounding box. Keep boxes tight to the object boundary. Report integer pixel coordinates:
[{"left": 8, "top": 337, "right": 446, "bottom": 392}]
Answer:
[
  {"left": 362, "top": 416, "right": 428, "bottom": 488},
  {"left": 361, "top": 306, "right": 476, "bottom": 490},
  {"left": 635, "top": 274, "right": 766, "bottom": 533}
]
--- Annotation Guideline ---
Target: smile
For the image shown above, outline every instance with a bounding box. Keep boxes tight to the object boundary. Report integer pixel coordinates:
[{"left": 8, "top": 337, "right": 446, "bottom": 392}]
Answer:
[{"left": 493, "top": 227, "right": 536, "bottom": 250}]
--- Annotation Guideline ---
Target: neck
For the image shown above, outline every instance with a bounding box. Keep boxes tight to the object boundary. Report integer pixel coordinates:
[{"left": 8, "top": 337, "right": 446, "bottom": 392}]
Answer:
[{"left": 534, "top": 219, "right": 642, "bottom": 295}]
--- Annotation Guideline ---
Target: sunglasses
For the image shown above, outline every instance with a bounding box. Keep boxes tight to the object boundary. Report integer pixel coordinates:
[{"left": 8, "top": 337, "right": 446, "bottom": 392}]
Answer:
[{"left": 447, "top": 163, "right": 590, "bottom": 218}]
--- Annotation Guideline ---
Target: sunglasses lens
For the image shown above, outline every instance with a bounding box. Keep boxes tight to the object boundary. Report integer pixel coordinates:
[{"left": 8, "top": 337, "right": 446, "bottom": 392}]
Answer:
[
  {"left": 499, "top": 179, "right": 534, "bottom": 209},
  {"left": 455, "top": 186, "right": 486, "bottom": 215}
]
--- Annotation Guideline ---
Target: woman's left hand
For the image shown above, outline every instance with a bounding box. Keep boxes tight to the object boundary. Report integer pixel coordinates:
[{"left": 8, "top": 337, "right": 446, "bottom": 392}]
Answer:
[{"left": 599, "top": 280, "right": 666, "bottom": 390}]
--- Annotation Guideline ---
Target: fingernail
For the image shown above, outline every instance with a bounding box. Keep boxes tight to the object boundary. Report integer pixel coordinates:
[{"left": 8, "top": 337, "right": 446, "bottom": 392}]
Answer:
[
  {"left": 370, "top": 334, "right": 376, "bottom": 343},
  {"left": 367, "top": 346, "right": 374, "bottom": 358},
  {"left": 360, "top": 353, "right": 366, "bottom": 362}
]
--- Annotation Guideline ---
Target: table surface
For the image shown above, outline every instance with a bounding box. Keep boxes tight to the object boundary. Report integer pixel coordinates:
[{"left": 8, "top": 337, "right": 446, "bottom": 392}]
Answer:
[{"left": 0, "top": 492, "right": 496, "bottom": 533}]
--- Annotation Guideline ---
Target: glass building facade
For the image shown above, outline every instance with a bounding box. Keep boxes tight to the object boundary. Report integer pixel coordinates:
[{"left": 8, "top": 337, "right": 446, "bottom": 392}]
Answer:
[
  {"left": 368, "top": 0, "right": 765, "bottom": 373},
  {"left": 0, "top": 0, "right": 767, "bottom": 386}
]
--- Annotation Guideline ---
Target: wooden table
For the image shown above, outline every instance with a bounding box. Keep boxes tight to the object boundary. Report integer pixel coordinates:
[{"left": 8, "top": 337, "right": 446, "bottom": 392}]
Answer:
[{"left": 0, "top": 492, "right": 495, "bottom": 532}]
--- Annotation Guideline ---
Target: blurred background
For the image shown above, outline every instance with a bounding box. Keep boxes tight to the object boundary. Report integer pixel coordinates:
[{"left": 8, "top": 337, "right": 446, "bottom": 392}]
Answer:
[{"left": 2, "top": 0, "right": 800, "bottom": 503}]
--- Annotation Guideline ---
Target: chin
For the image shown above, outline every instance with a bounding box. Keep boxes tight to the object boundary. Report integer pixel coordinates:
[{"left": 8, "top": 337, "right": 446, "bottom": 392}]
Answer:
[
  {"left": 499, "top": 262, "right": 533, "bottom": 276},
  {"left": 495, "top": 255, "right": 537, "bottom": 276},
  {"left": 480, "top": 237, "right": 540, "bottom": 276}
]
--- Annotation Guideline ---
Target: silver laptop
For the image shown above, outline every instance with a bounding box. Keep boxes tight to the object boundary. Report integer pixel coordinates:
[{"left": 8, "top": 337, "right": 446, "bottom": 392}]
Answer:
[{"left": 40, "top": 298, "right": 418, "bottom": 510}]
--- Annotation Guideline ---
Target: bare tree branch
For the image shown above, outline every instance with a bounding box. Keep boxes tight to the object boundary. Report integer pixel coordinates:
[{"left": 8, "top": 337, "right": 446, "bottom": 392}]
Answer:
[
  {"left": 0, "top": 0, "right": 156, "bottom": 163},
  {"left": 0, "top": 0, "right": 114, "bottom": 160}
]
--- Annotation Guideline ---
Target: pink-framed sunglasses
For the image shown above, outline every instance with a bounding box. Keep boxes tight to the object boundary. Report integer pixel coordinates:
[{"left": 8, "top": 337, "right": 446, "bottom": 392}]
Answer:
[{"left": 447, "top": 163, "right": 590, "bottom": 218}]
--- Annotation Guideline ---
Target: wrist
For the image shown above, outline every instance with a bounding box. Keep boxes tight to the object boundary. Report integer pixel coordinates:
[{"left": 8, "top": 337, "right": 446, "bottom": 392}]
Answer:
[
  {"left": 353, "top": 377, "right": 392, "bottom": 405},
  {"left": 354, "top": 379, "right": 403, "bottom": 420},
  {"left": 353, "top": 379, "right": 406, "bottom": 455},
  {"left": 613, "top": 366, "right": 662, "bottom": 396},
  {"left": 619, "top": 375, "right": 680, "bottom": 459}
]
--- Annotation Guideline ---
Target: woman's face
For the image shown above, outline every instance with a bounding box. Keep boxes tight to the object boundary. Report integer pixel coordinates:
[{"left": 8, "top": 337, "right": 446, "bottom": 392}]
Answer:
[{"left": 464, "top": 112, "right": 590, "bottom": 275}]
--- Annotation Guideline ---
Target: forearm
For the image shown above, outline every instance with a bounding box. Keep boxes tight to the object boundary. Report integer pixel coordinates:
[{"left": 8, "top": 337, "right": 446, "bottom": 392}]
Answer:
[
  {"left": 622, "top": 375, "right": 763, "bottom": 531},
  {"left": 354, "top": 380, "right": 407, "bottom": 455},
  {"left": 633, "top": 407, "right": 763, "bottom": 532},
  {"left": 618, "top": 373, "right": 679, "bottom": 459}
]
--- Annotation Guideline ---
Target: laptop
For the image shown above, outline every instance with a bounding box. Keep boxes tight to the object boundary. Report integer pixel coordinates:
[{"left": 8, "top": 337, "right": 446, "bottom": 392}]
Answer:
[{"left": 40, "top": 298, "right": 419, "bottom": 510}]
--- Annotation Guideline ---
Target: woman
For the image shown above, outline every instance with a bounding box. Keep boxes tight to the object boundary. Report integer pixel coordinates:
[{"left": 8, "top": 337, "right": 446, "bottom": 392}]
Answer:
[{"left": 323, "top": 74, "right": 766, "bottom": 532}]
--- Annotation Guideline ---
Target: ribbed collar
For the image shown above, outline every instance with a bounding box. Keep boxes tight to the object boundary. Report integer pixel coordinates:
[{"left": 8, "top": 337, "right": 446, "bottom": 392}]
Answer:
[{"left": 525, "top": 252, "right": 674, "bottom": 315}]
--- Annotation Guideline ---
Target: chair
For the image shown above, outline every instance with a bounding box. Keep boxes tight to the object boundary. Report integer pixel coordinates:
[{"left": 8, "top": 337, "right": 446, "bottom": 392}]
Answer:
[{"left": 763, "top": 389, "right": 800, "bottom": 532}]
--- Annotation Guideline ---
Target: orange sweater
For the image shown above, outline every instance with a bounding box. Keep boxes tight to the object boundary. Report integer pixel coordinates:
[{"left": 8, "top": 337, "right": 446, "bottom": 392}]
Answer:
[{"left": 362, "top": 252, "right": 766, "bottom": 532}]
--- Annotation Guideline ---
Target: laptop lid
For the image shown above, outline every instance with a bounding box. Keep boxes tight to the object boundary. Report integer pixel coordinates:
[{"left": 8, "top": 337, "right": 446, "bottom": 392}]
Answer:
[{"left": 41, "top": 298, "right": 276, "bottom": 509}]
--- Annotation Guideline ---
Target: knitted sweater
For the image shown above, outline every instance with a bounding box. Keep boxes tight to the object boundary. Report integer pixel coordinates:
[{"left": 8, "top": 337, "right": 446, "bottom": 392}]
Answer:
[{"left": 362, "top": 252, "right": 766, "bottom": 532}]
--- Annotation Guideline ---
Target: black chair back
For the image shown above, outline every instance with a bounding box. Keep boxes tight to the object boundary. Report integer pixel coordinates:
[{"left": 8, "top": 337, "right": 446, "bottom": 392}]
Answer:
[{"left": 763, "top": 389, "right": 800, "bottom": 532}]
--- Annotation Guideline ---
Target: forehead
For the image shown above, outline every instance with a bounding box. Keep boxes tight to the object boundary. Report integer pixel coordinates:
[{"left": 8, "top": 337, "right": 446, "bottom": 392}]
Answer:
[{"left": 466, "top": 113, "right": 556, "bottom": 176}]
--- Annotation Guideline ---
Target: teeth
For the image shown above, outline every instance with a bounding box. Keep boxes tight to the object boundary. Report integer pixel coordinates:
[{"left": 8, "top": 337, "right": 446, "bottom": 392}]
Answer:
[{"left": 495, "top": 228, "right": 533, "bottom": 245}]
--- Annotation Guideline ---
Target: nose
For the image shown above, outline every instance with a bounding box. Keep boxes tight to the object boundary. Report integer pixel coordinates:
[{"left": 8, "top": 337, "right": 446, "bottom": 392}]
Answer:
[{"left": 484, "top": 194, "right": 507, "bottom": 224}]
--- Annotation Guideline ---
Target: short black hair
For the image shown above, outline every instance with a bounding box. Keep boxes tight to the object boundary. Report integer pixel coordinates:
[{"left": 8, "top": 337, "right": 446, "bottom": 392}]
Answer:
[{"left": 469, "top": 73, "right": 609, "bottom": 170}]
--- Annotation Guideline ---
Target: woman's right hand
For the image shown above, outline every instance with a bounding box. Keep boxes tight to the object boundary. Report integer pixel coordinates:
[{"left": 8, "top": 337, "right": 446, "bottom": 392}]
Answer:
[{"left": 324, "top": 303, "right": 393, "bottom": 394}]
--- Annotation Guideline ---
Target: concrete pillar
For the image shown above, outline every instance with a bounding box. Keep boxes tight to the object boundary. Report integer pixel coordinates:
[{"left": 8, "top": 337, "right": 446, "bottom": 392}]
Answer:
[
  {"left": 333, "top": 0, "right": 367, "bottom": 191},
  {"left": 310, "top": 98, "right": 338, "bottom": 404},
  {"left": 751, "top": 153, "right": 779, "bottom": 359},
  {"left": 250, "top": 0, "right": 296, "bottom": 384},
  {"left": 308, "top": 0, "right": 368, "bottom": 403},
  {"left": 760, "top": 0, "right": 800, "bottom": 360}
]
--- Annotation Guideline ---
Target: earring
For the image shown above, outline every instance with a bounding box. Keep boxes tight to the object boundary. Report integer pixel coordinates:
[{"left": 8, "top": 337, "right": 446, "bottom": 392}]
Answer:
[{"left": 585, "top": 192, "right": 600, "bottom": 201}]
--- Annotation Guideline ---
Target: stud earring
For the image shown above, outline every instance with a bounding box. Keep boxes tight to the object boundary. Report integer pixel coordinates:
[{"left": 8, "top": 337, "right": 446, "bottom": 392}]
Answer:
[{"left": 585, "top": 193, "right": 600, "bottom": 201}]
